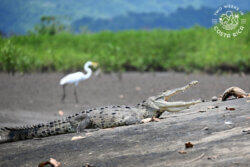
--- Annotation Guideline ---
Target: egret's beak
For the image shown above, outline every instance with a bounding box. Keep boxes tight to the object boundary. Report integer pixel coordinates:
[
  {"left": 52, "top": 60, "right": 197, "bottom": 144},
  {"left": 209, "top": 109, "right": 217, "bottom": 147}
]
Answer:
[{"left": 91, "top": 62, "right": 98, "bottom": 68}]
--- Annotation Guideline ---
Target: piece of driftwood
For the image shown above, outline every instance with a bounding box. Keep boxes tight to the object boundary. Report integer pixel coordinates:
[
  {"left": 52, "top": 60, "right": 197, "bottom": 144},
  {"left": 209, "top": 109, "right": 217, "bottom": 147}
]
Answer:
[
  {"left": 0, "top": 99, "right": 249, "bottom": 167},
  {"left": 222, "top": 87, "right": 249, "bottom": 101}
]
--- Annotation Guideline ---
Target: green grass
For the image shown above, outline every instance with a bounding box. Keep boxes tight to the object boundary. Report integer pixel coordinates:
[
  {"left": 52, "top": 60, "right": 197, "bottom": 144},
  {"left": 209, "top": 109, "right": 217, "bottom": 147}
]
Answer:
[{"left": 0, "top": 14, "right": 249, "bottom": 73}]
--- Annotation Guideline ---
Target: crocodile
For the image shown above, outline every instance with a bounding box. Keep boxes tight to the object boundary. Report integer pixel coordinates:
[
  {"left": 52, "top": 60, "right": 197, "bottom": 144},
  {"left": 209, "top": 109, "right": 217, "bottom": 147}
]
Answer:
[{"left": 0, "top": 81, "right": 201, "bottom": 144}]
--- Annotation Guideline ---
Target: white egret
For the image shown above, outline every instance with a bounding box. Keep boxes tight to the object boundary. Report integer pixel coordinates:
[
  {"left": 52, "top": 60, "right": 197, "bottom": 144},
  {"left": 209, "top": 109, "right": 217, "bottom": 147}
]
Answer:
[{"left": 60, "top": 61, "right": 98, "bottom": 103}]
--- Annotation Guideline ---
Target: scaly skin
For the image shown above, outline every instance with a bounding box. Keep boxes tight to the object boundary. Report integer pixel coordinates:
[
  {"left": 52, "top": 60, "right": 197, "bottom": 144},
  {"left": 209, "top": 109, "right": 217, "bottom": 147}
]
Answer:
[{"left": 0, "top": 81, "right": 201, "bottom": 143}]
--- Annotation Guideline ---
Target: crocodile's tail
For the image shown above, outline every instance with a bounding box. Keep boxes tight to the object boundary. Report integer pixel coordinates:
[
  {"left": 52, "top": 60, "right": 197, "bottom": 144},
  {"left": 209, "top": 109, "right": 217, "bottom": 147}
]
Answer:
[
  {"left": 0, "top": 120, "right": 75, "bottom": 144},
  {"left": 0, "top": 125, "right": 41, "bottom": 143}
]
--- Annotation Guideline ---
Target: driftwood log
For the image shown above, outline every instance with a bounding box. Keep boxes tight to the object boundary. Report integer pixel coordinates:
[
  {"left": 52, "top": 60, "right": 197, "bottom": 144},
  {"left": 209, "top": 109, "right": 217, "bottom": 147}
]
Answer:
[{"left": 0, "top": 98, "right": 249, "bottom": 167}]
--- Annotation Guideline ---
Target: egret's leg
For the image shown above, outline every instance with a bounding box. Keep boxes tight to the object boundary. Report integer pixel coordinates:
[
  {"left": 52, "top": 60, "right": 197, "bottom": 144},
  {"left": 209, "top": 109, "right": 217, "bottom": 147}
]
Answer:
[
  {"left": 74, "top": 86, "right": 79, "bottom": 103},
  {"left": 61, "top": 85, "right": 66, "bottom": 103}
]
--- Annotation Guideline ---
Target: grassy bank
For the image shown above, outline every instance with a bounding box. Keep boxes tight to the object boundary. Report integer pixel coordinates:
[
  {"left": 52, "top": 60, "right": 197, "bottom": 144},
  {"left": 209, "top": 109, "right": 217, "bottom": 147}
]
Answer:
[{"left": 0, "top": 15, "right": 249, "bottom": 73}]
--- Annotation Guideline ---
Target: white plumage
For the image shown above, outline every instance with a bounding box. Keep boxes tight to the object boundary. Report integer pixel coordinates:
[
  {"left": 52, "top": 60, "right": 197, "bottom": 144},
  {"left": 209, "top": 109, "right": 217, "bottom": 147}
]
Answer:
[
  {"left": 60, "top": 72, "right": 86, "bottom": 86},
  {"left": 60, "top": 61, "right": 98, "bottom": 103}
]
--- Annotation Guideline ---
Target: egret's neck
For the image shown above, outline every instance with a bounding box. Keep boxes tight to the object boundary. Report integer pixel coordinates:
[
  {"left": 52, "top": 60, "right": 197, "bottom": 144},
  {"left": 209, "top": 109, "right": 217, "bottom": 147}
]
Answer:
[{"left": 84, "top": 64, "right": 92, "bottom": 79}]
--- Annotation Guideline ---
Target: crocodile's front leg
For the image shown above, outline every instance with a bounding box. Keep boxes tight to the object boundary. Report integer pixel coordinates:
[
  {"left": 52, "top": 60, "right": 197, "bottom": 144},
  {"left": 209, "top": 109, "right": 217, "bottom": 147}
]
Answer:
[{"left": 69, "top": 114, "right": 91, "bottom": 133}]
